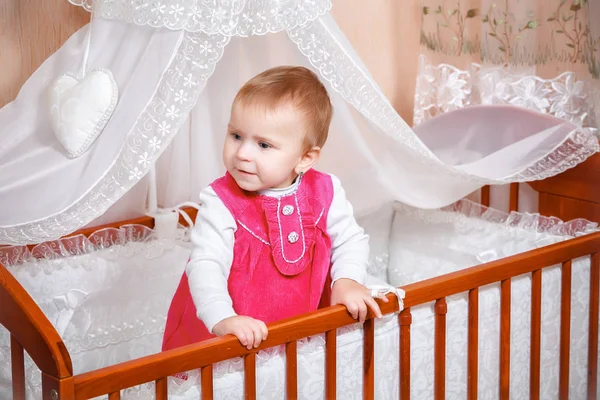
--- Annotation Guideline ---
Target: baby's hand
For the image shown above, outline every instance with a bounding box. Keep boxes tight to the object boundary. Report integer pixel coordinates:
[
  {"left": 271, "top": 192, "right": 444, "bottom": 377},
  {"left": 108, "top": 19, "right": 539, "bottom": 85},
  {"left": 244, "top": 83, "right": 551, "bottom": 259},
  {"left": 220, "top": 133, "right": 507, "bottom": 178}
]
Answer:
[
  {"left": 212, "top": 316, "right": 268, "bottom": 350},
  {"left": 330, "top": 278, "right": 388, "bottom": 323}
]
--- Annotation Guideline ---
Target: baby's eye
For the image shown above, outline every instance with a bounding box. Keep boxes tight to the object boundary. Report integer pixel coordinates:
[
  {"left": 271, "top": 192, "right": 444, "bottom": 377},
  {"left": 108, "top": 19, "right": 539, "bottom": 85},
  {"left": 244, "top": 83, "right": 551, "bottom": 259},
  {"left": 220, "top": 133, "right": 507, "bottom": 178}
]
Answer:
[
  {"left": 258, "top": 142, "right": 272, "bottom": 149},
  {"left": 231, "top": 133, "right": 242, "bottom": 140}
]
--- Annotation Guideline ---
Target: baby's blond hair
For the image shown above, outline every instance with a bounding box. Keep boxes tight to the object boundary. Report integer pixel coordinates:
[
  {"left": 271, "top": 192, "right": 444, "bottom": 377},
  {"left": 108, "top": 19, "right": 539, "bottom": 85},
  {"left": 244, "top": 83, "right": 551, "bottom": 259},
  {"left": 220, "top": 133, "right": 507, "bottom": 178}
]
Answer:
[{"left": 233, "top": 66, "right": 333, "bottom": 151}]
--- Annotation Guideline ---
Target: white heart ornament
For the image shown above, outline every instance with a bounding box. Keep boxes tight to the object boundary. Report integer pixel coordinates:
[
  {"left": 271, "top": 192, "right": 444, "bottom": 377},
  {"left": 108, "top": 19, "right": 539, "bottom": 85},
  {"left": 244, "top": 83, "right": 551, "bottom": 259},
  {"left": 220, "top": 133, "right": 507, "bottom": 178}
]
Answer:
[{"left": 48, "top": 69, "right": 118, "bottom": 158}]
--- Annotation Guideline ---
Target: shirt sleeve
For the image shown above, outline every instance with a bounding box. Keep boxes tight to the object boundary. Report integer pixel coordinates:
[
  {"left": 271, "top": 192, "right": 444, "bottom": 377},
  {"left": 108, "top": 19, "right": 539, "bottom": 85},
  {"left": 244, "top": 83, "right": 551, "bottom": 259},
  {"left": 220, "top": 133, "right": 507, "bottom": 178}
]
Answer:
[
  {"left": 327, "top": 174, "right": 370, "bottom": 286},
  {"left": 186, "top": 186, "right": 238, "bottom": 332}
]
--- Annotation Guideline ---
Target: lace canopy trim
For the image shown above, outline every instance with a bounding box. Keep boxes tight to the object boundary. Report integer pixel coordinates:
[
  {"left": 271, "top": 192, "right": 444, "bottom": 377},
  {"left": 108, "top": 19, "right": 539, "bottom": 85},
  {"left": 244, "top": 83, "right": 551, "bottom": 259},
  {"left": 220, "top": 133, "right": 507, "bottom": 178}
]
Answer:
[
  {"left": 0, "top": 29, "right": 229, "bottom": 246},
  {"left": 0, "top": 18, "right": 597, "bottom": 246},
  {"left": 414, "top": 55, "right": 600, "bottom": 133},
  {"left": 68, "top": 0, "right": 332, "bottom": 35},
  {"left": 291, "top": 20, "right": 599, "bottom": 185}
]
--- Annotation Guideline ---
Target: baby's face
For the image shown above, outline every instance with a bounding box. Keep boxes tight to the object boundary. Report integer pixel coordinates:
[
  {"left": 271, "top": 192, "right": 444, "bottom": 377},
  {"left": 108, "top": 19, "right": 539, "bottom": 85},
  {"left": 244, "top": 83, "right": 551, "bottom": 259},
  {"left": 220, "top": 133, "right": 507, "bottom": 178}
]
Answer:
[{"left": 223, "top": 102, "right": 307, "bottom": 192}]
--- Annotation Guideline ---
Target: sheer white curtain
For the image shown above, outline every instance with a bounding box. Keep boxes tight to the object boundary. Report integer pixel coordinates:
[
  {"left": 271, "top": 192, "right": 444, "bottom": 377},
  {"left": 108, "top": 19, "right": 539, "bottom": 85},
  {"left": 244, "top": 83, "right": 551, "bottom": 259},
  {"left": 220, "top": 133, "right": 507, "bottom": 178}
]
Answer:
[{"left": 0, "top": 1, "right": 597, "bottom": 244}]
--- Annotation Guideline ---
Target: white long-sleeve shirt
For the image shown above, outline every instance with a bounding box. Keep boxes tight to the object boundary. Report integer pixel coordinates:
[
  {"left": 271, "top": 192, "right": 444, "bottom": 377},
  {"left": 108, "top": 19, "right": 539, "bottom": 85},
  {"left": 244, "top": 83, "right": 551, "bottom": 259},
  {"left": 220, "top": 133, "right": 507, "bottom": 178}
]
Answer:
[{"left": 186, "top": 173, "right": 369, "bottom": 332}]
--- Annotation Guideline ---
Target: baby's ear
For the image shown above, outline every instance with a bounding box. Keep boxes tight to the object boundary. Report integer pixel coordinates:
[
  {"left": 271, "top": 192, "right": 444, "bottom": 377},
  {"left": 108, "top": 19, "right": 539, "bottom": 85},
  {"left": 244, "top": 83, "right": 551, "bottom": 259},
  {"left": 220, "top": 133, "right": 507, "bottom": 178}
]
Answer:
[{"left": 295, "top": 146, "right": 321, "bottom": 175}]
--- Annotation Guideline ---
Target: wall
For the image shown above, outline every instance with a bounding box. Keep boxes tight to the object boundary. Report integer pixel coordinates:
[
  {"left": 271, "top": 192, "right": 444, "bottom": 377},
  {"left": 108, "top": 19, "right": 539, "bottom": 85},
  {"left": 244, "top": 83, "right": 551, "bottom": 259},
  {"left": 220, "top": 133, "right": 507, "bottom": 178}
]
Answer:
[{"left": 0, "top": 0, "right": 422, "bottom": 123}]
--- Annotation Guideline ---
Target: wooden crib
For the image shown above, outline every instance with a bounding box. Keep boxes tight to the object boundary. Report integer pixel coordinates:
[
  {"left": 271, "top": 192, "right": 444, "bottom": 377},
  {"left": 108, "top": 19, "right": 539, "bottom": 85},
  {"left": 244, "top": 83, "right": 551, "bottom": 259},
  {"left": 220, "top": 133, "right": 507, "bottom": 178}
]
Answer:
[{"left": 1, "top": 155, "right": 600, "bottom": 400}]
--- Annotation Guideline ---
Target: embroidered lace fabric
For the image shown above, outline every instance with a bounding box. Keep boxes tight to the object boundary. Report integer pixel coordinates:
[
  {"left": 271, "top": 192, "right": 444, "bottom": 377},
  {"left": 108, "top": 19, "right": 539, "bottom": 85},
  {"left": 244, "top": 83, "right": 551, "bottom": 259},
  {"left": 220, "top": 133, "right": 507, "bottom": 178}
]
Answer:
[
  {"left": 1, "top": 14, "right": 598, "bottom": 245},
  {"left": 414, "top": 55, "right": 600, "bottom": 134},
  {"left": 1, "top": 201, "right": 597, "bottom": 399},
  {"left": 0, "top": 28, "right": 229, "bottom": 245},
  {"left": 289, "top": 19, "right": 598, "bottom": 185},
  {"left": 68, "top": 0, "right": 332, "bottom": 35}
]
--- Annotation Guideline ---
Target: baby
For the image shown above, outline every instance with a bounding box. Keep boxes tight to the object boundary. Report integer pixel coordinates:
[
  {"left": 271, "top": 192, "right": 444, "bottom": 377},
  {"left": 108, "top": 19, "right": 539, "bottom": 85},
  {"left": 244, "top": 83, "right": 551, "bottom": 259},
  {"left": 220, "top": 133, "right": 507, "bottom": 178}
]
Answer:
[{"left": 162, "top": 66, "right": 385, "bottom": 351}]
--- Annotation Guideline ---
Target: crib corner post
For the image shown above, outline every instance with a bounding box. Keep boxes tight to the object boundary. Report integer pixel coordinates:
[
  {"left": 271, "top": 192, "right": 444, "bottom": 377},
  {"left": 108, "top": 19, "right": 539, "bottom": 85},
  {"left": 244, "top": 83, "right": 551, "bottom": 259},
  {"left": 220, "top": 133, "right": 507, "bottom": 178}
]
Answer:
[
  {"left": 399, "top": 308, "right": 412, "bottom": 400},
  {"left": 42, "top": 373, "right": 75, "bottom": 400}
]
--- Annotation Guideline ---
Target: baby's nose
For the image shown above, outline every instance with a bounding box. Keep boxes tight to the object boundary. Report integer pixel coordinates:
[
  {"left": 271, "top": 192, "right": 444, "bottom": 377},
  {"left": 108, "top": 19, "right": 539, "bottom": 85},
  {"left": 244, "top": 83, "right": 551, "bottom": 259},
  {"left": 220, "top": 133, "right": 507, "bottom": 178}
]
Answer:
[{"left": 236, "top": 143, "right": 252, "bottom": 161}]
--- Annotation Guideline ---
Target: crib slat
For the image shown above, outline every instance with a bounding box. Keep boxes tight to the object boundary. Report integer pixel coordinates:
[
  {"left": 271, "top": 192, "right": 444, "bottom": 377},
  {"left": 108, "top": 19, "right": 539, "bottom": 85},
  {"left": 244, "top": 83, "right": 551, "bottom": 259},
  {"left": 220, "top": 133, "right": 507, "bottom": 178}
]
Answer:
[
  {"left": 434, "top": 298, "right": 447, "bottom": 400},
  {"left": 480, "top": 185, "right": 490, "bottom": 208},
  {"left": 11, "top": 335, "right": 26, "bottom": 400},
  {"left": 108, "top": 392, "right": 121, "bottom": 400},
  {"left": 244, "top": 353, "right": 256, "bottom": 400},
  {"left": 399, "top": 309, "right": 412, "bottom": 400},
  {"left": 589, "top": 253, "right": 599, "bottom": 400},
  {"left": 499, "top": 279, "right": 511, "bottom": 399},
  {"left": 468, "top": 288, "right": 478, "bottom": 400},
  {"left": 559, "top": 260, "right": 572, "bottom": 400},
  {"left": 155, "top": 377, "right": 167, "bottom": 400},
  {"left": 364, "top": 318, "right": 375, "bottom": 400},
  {"left": 509, "top": 183, "right": 519, "bottom": 212},
  {"left": 285, "top": 341, "right": 298, "bottom": 399},
  {"left": 530, "top": 269, "right": 542, "bottom": 400},
  {"left": 201, "top": 365, "right": 213, "bottom": 400},
  {"left": 325, "top": 329, "right": 337, "bottom": 399}
]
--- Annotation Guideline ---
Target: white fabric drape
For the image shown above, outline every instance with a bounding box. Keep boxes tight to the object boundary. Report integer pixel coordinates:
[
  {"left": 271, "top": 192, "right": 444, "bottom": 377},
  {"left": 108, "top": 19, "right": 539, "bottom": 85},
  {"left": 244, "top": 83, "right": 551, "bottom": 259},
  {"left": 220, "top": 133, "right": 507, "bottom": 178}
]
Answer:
[{"left": 0, "top": 0, "right": 597, "bottom": 245}]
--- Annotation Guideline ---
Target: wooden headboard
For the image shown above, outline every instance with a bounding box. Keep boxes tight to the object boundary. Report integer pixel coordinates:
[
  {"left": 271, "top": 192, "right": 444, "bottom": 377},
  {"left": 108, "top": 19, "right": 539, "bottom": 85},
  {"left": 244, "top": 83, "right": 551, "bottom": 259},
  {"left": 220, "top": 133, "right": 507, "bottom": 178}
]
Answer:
[{"left": 529, "top": 149, "right": 600, "bottom": 223}]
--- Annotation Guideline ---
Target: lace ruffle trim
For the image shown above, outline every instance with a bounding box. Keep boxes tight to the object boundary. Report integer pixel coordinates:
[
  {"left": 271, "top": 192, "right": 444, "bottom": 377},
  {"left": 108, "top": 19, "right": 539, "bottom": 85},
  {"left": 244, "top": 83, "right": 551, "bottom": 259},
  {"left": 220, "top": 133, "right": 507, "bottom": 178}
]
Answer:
[
  {"left": 0, "top": 223, "right": 188, "bottom": 268},
  {"left": 395, "top": 198, "right": 599, "bottom": 238},
  {"left": 68, "top": 0, "right": 332, "bottom": 36}
]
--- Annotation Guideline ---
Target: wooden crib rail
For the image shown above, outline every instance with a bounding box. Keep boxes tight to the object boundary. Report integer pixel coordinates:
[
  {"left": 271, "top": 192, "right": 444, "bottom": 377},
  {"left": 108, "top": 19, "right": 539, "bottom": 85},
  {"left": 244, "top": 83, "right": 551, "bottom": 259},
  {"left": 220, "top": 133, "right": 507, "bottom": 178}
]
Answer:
[
  {"left": 402, "top": 230, "right": 600, "bottom": 308},
  {"left": 71, "top": 297, "right": 400, "bottom": 400},
  {"left": 1, "top": 210, "right": 598, "bottom": 399},
  {"left": 399, "top": 230, "right": 600, "bottom": 400},
  {"left": 0, "top": 262, "right": 73, "bottom": 399},
  {"left": 61, "top": 231, "right": 600, "bottom": 400}
]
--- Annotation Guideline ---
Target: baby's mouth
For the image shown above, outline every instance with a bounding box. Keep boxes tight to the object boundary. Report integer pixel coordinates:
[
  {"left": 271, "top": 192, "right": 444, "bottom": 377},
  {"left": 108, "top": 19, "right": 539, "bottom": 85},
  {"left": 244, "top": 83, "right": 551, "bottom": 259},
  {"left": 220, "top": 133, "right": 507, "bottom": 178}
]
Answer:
[{"left": 236, "top": 169, "right": 255, "bottom": 176}]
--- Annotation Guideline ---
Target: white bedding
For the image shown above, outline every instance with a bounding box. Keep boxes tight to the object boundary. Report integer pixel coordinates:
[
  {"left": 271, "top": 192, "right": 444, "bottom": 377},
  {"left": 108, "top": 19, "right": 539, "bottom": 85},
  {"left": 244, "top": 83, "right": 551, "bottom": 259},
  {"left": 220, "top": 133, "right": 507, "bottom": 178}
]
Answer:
[{"left": 0, "top": 203, "right": 598, "bottom": 399}]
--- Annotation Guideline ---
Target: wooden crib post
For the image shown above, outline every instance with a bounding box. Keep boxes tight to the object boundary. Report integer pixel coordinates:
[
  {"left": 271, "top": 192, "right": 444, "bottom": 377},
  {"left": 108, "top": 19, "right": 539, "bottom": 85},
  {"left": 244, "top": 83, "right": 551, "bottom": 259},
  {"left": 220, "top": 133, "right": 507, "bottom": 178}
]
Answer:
[
  {"left": 155, "top": 377, "right": 168, "bottom": 400},
  {"left": 559, "top": 260, "right": 573, "bottom": 400},
  {"left": 434, "top": 298, "right": 447, "bottom": 400},
  {"left": 399, "top": 308, "right": 412, "bottom": 400},
  {"left": 499, "top": 279, "right": 511, "bottom": 400},
  {"left": 1, "top": 263, "right": 74, "bottom": 400},
  {"left": 509, "top": 183, "right": 519, "bottom": 212},
  {"left": 467, "top": 288, "right": 479, "bottom": 400},
  {"left": 481, "top": 186, "right": 490, "bottom": 208},
  {"left": 201, "top": 364, "right": 214, "bottom": 400},
  {"left": 530, "top": 269, "right": 542, "bottom": 400},
  {"left": 364, "top": 319, "right": 376, "bottom": 400},
  {"left": 41, "top": 373, "right": 74, "bottom": 400},
  {"left": 10, "top": 336, "right": 26, "bottom": 400},
  {"left": 325, "top": 329, "right": 337, "bottom": 398},
  {"left": 244, "top": 353, "right": 257, "bottom": 399},
  {"left": 285, "top": 341, "right": 298, "bottom": 399},
  {"left": 588, "top": 253, "right": 599, "bottom": 400}
]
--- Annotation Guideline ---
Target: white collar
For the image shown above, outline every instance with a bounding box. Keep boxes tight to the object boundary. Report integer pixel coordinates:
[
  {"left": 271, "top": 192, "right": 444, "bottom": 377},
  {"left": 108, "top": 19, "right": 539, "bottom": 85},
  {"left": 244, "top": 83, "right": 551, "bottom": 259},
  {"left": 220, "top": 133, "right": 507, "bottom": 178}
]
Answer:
[{"left": 258, "top": 174, "right": 302, "bottom": 198}]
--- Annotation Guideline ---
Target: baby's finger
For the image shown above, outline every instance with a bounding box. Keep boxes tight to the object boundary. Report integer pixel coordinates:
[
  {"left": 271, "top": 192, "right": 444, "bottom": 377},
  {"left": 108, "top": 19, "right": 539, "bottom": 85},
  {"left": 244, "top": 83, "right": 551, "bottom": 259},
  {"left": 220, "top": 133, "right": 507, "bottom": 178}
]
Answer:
[
  {"left": 346, "top": 302, "right": 359, "bottom": 320},
  {"left": 234, "top": 327, "right": 248, "bottom": 347},
  {"left": 241, "top": 326, "right": 254, "bottom": 350},
  {"left": 259, "top": 320, "right": 268, "bottom": 340},
  {"left": 251, "top": 324, "right": 263, "bottom": 348},
  {"left": 364, "top": 296, "right": 383, "bottom": 319},
  {"left": 358, "top": 301, "right": 368, "bottom": 323}
]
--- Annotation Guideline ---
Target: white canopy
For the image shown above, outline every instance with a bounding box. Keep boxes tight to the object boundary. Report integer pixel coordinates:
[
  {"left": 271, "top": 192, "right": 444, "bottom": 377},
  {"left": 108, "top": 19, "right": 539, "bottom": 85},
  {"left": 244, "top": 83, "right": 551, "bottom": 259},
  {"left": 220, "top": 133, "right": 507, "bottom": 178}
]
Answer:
[{"left": 0, "top": 0, "right": 597, "bottom": 245}]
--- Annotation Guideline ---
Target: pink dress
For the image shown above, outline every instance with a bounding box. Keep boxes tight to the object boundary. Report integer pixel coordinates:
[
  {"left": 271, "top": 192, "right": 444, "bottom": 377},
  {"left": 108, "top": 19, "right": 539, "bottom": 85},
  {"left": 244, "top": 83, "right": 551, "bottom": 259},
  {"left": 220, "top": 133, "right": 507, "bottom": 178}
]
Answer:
[{"left": 162, "top": 169, "right": 334, "bottom": 350}]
